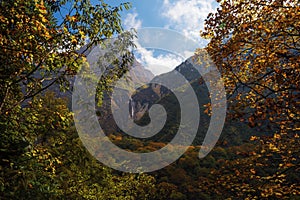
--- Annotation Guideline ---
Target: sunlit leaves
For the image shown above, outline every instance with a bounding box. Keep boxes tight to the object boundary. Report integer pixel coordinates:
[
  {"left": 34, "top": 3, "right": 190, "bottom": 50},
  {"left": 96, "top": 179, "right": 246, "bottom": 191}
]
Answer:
[
  {"left": 200, "top": 0, "right": 300, "bottom": 198},
  {"left": 0, "top": 0, "right": 137, "bottom": 198},
  {"left": 0, "top": 0, "right": 133, "bottom": 116},
  {"left": 203, "top": 0, "right": 299, "bottom": 132}
]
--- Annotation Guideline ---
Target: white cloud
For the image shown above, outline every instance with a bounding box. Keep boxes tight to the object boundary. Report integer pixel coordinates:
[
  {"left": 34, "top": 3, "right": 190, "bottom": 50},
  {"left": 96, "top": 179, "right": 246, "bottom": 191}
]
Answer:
[
  {"left": 134, "top": 44, "right": 183, "bottom": 75},
  {"left": 124, "top": 11, "right": 184, "bottom": 75},
  {"left": 123, "top": 11, "right": 142, "bottom": 30},
  {"left": 121, "top": 1, "right": 220, "bottom": 75},
  {"left": 161, "top": 0, "right": 217, "bottom": 43},
  {"left": 123, "top": 7, "right": 196, "bottom": 75}
]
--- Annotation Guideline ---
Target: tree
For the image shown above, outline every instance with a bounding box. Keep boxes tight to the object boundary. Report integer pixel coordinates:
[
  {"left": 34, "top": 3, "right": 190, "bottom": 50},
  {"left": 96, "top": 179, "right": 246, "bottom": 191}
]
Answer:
[
  {"left": 0, "top": 0, "right": 132, "bottom": 116},
  {"left": 200, "top": 0, "right": 300, "bottom": 198},
  {"left": 201, "top": 0, "right": 299, "bottom": 133},
  {"left": 0, "top": 0, "right": 149, "bottom": 198},
  {"left": 0, "top": 91, "right": 157, "bottom": 199}
]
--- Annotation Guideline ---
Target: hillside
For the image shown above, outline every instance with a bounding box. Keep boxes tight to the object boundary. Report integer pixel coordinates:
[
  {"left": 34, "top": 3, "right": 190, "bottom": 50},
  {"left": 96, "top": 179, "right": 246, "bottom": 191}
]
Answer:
[{"left": 97, "top": 56, "right": 264, "bottom": 147}]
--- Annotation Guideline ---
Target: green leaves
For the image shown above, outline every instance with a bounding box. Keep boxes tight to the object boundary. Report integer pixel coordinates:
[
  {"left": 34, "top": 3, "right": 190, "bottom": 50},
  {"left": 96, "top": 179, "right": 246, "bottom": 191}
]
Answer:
[{"left": 0, "top": 0, "right": 144, "bottom": 199}]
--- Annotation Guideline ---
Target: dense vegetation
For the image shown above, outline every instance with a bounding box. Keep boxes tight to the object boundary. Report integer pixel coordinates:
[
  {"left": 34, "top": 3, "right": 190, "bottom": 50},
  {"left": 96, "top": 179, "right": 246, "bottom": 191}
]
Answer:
[{"left": 1, "top": 0, "right": 299, "bottom": 199}]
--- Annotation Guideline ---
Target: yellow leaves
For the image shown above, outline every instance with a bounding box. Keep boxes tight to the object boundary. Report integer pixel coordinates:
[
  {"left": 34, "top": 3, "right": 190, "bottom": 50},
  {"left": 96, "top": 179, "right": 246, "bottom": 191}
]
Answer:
[
  {"left": 279, "top": 162, "right": 295, "bottom": 168},
  {"left": 71, "top": 16, "right": 77, "bottom": 22},
  {"left": 273, "top": 134, "right": 281, "bottom": 139},
  {"left": 202, "top": 0, "right": 299, "bottom": 135},
  {"left": 250, "top": 136, "right": 258, "bottom": 141},
  {"left": 268, "top": 143, "right": 280, "bottom": 152},
  {"left": 37, "top": 6, "right": 47, "bottom": 15},
  {"left": 63, "top": 26, "right": 69, "bottom": 34},
  {"left": 265, "top": 28, "right": 271, "bottom": 33},
  {"left": 66, "top": 15, "right": 71, "bottom": 21},
  {"left": 71, "top": 35, "right": 78, "bottom": 45},
  {"left": 35, "top": 0, "right": 47, "bottom": 14},
  {"left": 79, "top": 30, "right": 86, "bottom": 40},
  {"left": 258, "top": 58, "right": 266, "bottom": 64},
  {"left": 250, "top": 168, "right": 256, "bottom": 174},
  {"left": 0, "top": 15, "right": 7, "bottom": 23},
  {"left": 56, "top": 111, "right": 67, "bottom": 121},
  {"left": 275, "top": 192, "right": 283, "bottom": 197},
  {"left": 43, "top": 31, "right": 51, "bottom": 39},
  {"left": 66, "top": 15, "right": 77, "bottom": 22},
  {"left": 79, "top": 30, "right": 85, "bottom": 37},
  {"left": 28, "top": 35, "right": 35, "bottom": 40},
  {"left": 32, "top": 18, "right": 47, "bottom": 33},
  {"left": 39, "top": 14, "right": 48, "bottom": 23},
  {"left": 54, "top": 157, "right": 62, "bottom": 165}
]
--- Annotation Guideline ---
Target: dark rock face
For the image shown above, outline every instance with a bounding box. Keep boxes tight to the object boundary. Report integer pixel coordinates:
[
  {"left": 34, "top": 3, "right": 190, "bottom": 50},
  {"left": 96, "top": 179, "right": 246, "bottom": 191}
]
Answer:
[
  {"left": 94, "top": 57, "right": 210, "bottom": 142},
  {"left": 88, "top": 52, "right": 257, "bottom": 146},
  {"left": 130, "top": 59, "right": 204, "bottom": 121},
  {"left": 126, "top": 59, "right": 211, "bottom": 144},
  {"left": 97, "top": 59, "right": 155, "bottom": 134},
  {"left": 107, "top": 57, "right": 258, "bottom": 146}
]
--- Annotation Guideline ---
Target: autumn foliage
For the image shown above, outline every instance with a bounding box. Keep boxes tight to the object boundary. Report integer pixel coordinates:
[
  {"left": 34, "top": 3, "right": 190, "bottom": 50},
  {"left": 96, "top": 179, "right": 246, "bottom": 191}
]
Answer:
[
  {"left": 201, "top": 0, "right": 299, "bottom": 134},
  {"left": 199, "top": 0, "right": 300, "bottom": 198},
  {"left": 0, "top": 0, "right": 299, "bottom": 199}
]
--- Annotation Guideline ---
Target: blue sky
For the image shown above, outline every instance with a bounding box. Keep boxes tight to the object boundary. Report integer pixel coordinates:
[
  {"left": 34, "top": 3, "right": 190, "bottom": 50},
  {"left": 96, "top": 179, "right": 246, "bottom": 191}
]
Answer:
[
  {"left": 101, "top": 0, "right": 219, "bottom": 75},
  {"left": 105, "top": 0, "right": 165, "bottom": 27}
]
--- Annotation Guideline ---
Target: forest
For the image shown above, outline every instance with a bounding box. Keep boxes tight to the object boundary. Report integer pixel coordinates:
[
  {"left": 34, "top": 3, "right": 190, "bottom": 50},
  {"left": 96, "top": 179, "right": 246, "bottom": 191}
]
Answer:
[{"left": 0, "top": 0, "right": 299, "bottom": 199}]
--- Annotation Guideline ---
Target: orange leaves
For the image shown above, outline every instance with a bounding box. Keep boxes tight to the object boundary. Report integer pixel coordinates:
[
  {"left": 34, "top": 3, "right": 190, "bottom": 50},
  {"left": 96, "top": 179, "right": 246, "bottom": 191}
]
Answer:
[
  {"left": 241, "top": 23, "right": 248, "bottom": 29},
  {"left": 250, "top": 136, "right": 259, "bottom": 141},
  {"left": 0, "top": 15, "right": 6, "bottom": 23},
  {"left": 202, "top": 0, "right": 300, "bottom": 134},
  {"left": 36, "top": 2, "right": 47, "bottom": 15},
  {"left": 248, "top": 116, "right": 255, "bottom": 127},
  {"left": 279, "top": 163, "right": 295, "bottom": 168},
  {"left": 204, "top": 103, "right": 211, "bottom": 115},
  {"left": 264, "top": 28, "right": 271, "bottom": 33},
  {"left": 66, "top": 15, "right": 78, "bottom": 22},
  {"left": 200, "top": 2, "right": 300, "bottom": 197}
]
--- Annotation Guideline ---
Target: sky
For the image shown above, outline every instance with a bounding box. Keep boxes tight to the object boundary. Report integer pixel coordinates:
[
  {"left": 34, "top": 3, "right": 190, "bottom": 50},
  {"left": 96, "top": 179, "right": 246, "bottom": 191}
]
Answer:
[{"left": 102, "top": 0, "right": 219, "bottom": 75}]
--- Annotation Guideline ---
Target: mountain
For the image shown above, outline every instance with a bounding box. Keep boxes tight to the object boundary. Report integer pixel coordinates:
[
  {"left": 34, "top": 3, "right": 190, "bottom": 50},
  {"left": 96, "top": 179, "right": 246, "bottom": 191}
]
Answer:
[
  {"left": 97, "top": 59, "right": 154, "bottom": 133},
  {"left": 128, "top": 59, "right": 154, "bottom": 84},
  {"left": 98, "top": 54, "right": 254, "bottom": 145},
  {"left": 131, "top": 59, "right": 204, "bottom": 120},
  {"left": 126, "top": 59, "right": 211, "bottom": 144}
]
